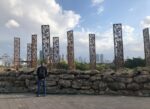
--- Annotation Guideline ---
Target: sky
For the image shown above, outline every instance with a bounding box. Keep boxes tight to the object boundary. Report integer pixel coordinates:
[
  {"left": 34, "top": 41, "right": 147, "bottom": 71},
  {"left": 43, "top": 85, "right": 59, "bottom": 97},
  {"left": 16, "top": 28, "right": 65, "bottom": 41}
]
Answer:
[{"left": 0, "top": 0, "right": 150, "bottom": 62}]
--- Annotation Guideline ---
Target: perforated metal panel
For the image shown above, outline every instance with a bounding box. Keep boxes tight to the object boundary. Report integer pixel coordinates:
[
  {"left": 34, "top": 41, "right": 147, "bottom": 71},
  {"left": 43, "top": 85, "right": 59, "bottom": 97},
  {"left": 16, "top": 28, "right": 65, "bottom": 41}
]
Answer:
[
  {"left": 27, "top": 43, "right": 31, "bottom": 67},
  {"left": 14, "top": 37, "right": 20, "bottom": 69},
  {"left": 67, "top": 30, "right": 75, "bottom": 70},
  {"left": 89, "top": 34, "right": 96, "bottom": 69},
  {"left": 143, "top": 28, "right": 150, "bottom": 66},
  {"left": 41, "top": 25, "right": 50, "bottom": 62},
  {"left": 113, "top": 24, "right": 124, "bottom": 69},
  {"left": 31, "top": 35, "right": 37, "bottom": 68},
  {"left": 53, "top": 37, "right": 60, "bottom": 64}
]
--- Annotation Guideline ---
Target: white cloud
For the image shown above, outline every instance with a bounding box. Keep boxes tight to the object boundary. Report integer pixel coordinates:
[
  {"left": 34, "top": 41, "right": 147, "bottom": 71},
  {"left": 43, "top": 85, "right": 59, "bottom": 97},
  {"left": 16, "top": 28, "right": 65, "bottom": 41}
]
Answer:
[
  {"left": 122, "top": 25, "right": 144, "bottom": 58},
  {"left": 129, "top": 8, "right": 134, "bottom": 12},
  {"left": 1, "top": 0, "right": 80, "bottom": 34},
  {"left": 5, "top": 19, "right": 20, "bottom": 28},
  {"left": 123, "top": 25, "right": 135, "bottom": 44},
  {"left": 123, "top": 25, "right": 135, "bottom": 33},
  {"left": 97, "top": 6, "right": 104, "bottom": 15},
  {"left": 141, "top": 16, "right": 150, "bottom": 28},
  {"left": 91, "top": 0, "right": 104, "bottom": 15},
  {"left": 0, "top": 0, "right": 81, "bottom": 59},
  {"left": 7, "top": 0, "right": 23, "bottom": 17},
  {"left": 92, "top": 0, "right": 104, "bottom": 6}
]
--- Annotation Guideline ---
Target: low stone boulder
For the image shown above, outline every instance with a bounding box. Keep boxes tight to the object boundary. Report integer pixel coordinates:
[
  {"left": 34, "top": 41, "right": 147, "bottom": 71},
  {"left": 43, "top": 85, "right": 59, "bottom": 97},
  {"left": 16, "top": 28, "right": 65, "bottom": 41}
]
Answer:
[
  {"left": 114, "top": 77, "right": 133, "bottom": 83},
  {"left": 144, "top": 83, "right": 150, "bottom": 90},
  {"left": 47, "top": 74, "right": 59, "bottom": 81},
  {"left": 72, "top": 80, "right": 82, "bottom": 89},
  {"left": 58, "top": 79, "right": 71, "bottom": 88},
  {"left": 59, "top": 74, "right": 74, "bottom": 80},
  {"left": 108, "top": 82, "right": 126, "bottom": 90},
  {"left": 46, "top": 81, "right": 57, "bottom": 87},
  {"left": 99, "top": 81, "right": 107, "bottom": 91},
  {"left": 90, "top": 74, "right": 101, "bottom": 81},
  {"left": 133, "top": 75, "right": 150, "bottom": 83},
  {"left": 127, "top": 83, "right": 140, "bottom": 90}
]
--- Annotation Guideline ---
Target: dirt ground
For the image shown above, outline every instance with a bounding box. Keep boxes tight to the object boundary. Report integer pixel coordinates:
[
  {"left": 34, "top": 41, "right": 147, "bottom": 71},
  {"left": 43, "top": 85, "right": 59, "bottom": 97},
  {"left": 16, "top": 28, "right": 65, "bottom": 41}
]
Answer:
[{"left": 0, "top": 94, "right": 150, "bottom": 109}]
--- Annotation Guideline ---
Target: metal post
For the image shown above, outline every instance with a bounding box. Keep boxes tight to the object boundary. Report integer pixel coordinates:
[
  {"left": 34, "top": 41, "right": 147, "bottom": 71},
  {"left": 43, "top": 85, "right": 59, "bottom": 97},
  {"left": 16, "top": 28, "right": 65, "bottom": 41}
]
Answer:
[
  {"left": 27, "top": 43, "right": 31, "bottom": 68},
  {"left": 67, "top": 30, "right": 75, "bottom": 70},
  {"left": 31, "top": 34, "right": 37, "bottom": 68},
  {"left": 89, "top": 34, "right": 96, "bottom": 70},
  {"left": 41, "top": 25, "right": 50, "bottom": 63},
  {"left": 113, "top": 23, "right": 124, "bottom": 70},
  {"left": 53, "top": 37, "right": 60, "bottom": 67},
  {"left": 143, "top": 28, "right": 150, "bottom": 66},
  {"left": 14, "top": 37, "right": 20, "bottom": 70}
]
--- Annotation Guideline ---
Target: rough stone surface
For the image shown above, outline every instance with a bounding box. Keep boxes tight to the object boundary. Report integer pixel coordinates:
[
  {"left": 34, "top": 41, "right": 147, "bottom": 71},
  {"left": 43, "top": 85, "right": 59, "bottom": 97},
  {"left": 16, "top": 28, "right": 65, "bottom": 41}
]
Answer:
[
  {"left": 108, "top": 82, "right": 126, "bottom": 90},
  {"left": 134, "top": 75, "right": 150, "bottom": 83},
  {"left": 1, "top": 69, "right": 150, "bottom": 96},
  {"left": 127, "top": 83, "right": 140, "bottom": 90},
  {"left": 58, "top": 79, "right": 71, "bottom": 88}
]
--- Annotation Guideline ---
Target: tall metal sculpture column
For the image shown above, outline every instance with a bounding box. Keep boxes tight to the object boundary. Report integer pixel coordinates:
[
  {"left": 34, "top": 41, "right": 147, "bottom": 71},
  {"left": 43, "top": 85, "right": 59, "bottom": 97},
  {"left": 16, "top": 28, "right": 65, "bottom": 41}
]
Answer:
[
  {"left": 27, "top": 43, "right": 31, "bottom": 68},
  {"left": 53, "top": 37, "right": 60, "bottom": 67},
  {"left": 41, "top": 25, "right": 50, "bottom": 63},
  {"left": 89, "top": 34, "right": 96, "bottom": 70},
  {"left": 67, "top": 30, "right": 75, "bottom": 70},
  {"left": 14, "top": 37, "right": 20, "bottom": 70},
  {"left": 143, "top": 28, "right": 150, "bottom": 66},
  {"left": 113, "top": 23, "right": 124, "bottom": 70},
  {"left": 31, "top": 34, "right": 37, "bottom": 68}
]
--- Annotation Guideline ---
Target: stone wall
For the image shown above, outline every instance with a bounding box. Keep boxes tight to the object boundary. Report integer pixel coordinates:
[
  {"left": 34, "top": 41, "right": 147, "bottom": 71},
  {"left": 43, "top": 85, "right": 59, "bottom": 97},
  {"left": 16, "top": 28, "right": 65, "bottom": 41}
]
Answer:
[{"left": 1, "top": 68, "right": 150, "bottom": 96}]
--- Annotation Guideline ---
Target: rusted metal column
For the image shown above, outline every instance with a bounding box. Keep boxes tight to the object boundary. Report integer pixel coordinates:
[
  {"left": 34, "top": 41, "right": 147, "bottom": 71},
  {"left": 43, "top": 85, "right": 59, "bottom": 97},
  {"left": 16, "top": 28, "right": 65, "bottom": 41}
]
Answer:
[
  {"left": 67, "top": 30, "right": 75, "bottom": 70},
  {"left": 53, "top": 37, "right": 60, "bottom": 67},
  {"left": 14, "top": 37, "right": 20, "bottom": 70},
  {"left": 31, "top": 34, "right": 37, "bottom": 68},
  {"left": 47, "top": 47, "right": 53, "bottom": 71},
  {"left": 89, "top": 34, "right": 96, "bottom": 70},
  {"left": 41, "top": 25, "right": 50, "bottom": 63},
  {"left": 143, "top": 28, "right": 150, "bottom": 66},
  {"left": 50, "top": 47, "right": 53, "bottom": 63},
  {"left": 27, "top": 43, "right": 31, "bottom": 68},
  {"left": 113, "top": 24, "right": 124, "bottom": 70}
]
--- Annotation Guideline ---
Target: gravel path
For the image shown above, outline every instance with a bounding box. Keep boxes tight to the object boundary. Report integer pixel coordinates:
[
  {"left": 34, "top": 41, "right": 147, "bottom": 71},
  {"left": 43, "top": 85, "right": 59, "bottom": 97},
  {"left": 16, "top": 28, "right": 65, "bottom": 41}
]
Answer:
[{"left": 0, "top": 94, "right": 150, "bottom": 109}]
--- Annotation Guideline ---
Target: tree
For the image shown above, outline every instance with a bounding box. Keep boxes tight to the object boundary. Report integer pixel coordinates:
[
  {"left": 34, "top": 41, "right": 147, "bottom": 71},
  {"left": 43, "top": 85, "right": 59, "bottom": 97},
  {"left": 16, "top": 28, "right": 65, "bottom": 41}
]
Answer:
[
  {"left": 124, "top": 58, "right": 145, "bottom": 68},
  {"left": 75, "top": 61, "right": 89, "bottom": 71},
  {"left": 57, "top": 61, "right": 68, "bottom": 69}
]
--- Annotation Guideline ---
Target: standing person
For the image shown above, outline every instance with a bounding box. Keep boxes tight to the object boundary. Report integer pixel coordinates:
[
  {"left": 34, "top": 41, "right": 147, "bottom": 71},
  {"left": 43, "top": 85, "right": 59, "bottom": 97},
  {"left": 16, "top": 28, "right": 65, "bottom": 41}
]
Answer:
[{"left": 37, "top": 62, "right": 47, "bottom": 97}]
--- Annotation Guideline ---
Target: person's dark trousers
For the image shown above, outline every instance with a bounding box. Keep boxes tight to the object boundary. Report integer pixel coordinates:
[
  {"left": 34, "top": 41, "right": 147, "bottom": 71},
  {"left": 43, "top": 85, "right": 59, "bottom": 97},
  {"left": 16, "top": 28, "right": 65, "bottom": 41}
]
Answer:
[{"left": 37, "top": 79, "right": 46, "bottom": 96}]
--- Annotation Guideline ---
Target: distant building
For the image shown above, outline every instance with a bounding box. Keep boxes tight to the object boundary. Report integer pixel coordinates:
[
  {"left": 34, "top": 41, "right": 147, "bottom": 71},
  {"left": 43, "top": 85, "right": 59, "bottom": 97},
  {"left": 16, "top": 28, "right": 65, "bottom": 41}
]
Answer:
[
  {"left": 104, "top": 59, "right": 111, "bottom": 64},
  {"left": 78, "top": 56, "right": 83, "bottom": 63},
  {"left": 100, "top": 54, "right": 104, "bottom": 63},
  {"left": 0, "top": 60, "right": 2, "bottom": 66},
  {"left": 96, "top": 54, "right": 100, "bottom": 63}
]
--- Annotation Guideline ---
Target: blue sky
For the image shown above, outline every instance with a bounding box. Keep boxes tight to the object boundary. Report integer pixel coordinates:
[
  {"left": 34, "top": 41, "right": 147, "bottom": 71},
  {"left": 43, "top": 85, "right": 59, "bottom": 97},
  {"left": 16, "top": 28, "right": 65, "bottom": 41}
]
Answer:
[
  {"left": 0, "top": 0, "right": 150, "bottom": 62},
  {"left": 56, "top": 0, "right": 150, "bottom": 29}
]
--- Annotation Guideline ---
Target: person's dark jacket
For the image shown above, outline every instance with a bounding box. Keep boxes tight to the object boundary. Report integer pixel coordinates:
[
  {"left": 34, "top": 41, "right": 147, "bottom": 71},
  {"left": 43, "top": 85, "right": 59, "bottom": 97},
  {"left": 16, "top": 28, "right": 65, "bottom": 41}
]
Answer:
[{"left": 37, "top": 66, "right": 47, "bottom": 80}]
